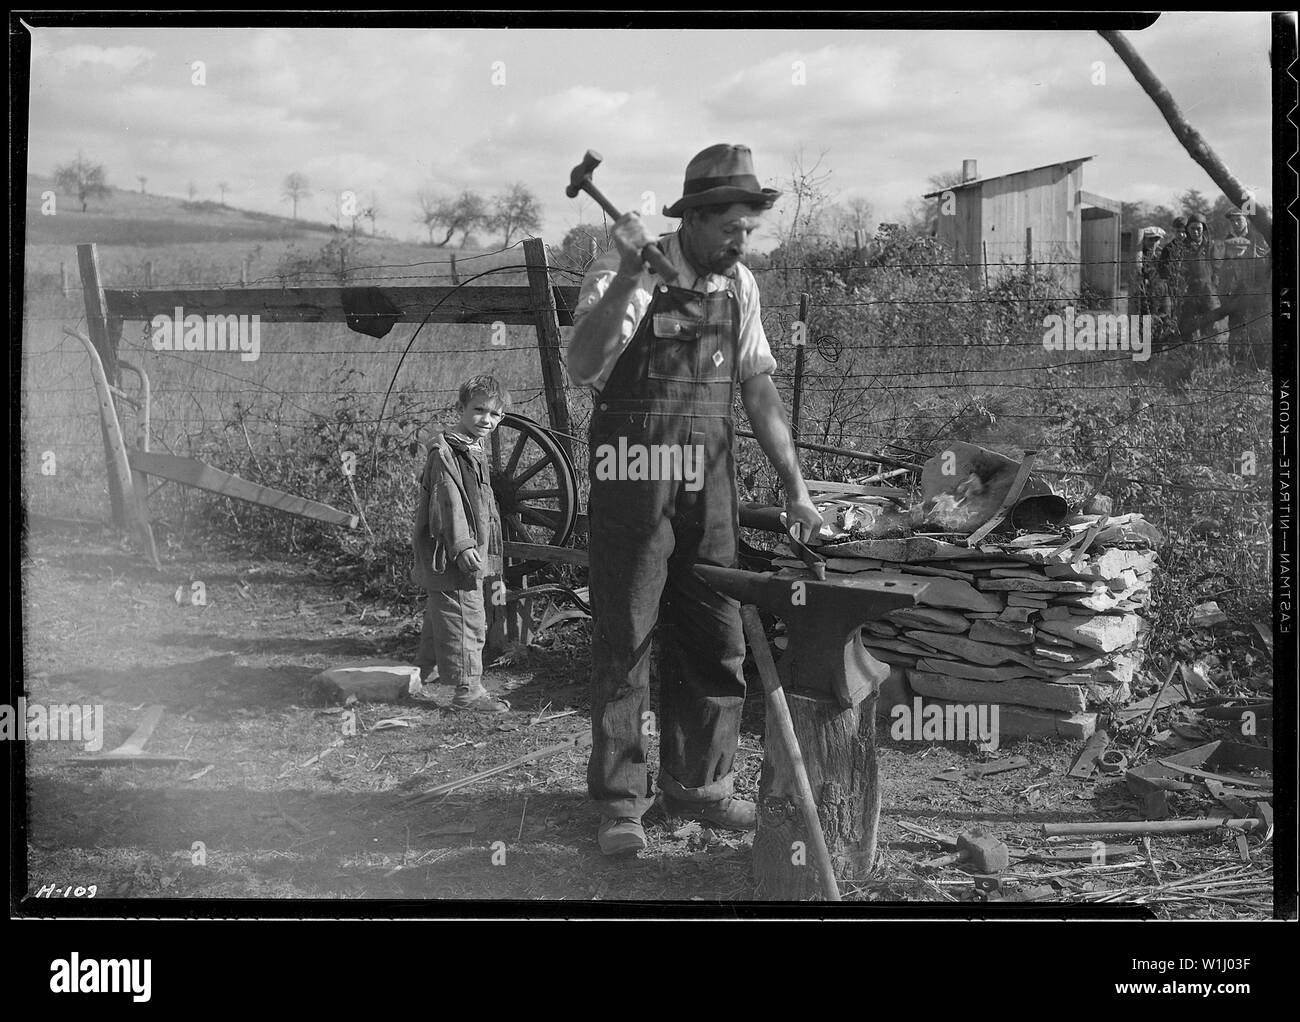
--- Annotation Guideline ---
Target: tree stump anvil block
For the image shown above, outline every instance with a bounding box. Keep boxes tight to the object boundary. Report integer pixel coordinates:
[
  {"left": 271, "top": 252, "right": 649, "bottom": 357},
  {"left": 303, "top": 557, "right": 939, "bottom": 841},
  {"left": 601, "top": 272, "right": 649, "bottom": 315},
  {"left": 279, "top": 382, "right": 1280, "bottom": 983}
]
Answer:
[{"left": 695, "top": 564, "right": 929, "bottom": 899}]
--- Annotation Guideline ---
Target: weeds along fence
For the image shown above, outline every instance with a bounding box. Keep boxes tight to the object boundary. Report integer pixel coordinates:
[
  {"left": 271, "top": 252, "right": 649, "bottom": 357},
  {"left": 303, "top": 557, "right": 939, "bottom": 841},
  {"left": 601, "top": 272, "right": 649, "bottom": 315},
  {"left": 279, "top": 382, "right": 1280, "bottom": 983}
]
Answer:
[{"left": 21, "top": 228, "right": 1273, "bottom": 646}]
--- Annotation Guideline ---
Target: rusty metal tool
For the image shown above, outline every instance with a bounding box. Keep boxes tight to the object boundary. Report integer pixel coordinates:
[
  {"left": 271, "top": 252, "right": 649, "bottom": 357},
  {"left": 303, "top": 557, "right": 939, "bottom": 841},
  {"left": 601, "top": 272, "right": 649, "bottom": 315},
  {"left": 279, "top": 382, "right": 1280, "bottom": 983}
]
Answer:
[
  {"left": 1068, "top": 728, "right": 1111, "bottom": 779},
  {"left": 779, "top": 512, "right": 826, "bottom": 580},
  {"left": 1042, "top": 803, "right": 1273, "bottom": 839},
  {"left": 931, "top": 756, "right": 1030, "bottom": 783},
  {"left": 694, "top": 565, "right": 925, "bottom": 709},
  {"left": 739, "top": 605, "right": 840, "bottom": 901},
  {"left": 566, "top": 150, "right": 678, "bottom": 283}
]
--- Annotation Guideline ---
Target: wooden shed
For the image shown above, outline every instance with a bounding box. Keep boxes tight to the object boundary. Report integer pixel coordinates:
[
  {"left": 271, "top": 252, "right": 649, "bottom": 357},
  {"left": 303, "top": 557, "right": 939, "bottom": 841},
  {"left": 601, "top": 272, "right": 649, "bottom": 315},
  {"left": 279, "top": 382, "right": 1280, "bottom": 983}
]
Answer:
[{"left": 923, "top": 156, "right": 1122, "bottom": 301}]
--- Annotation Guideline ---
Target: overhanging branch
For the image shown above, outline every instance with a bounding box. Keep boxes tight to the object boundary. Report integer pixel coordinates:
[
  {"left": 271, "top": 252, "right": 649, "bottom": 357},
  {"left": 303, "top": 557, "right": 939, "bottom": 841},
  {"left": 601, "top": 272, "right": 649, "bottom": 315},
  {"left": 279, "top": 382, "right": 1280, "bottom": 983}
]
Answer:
[{"left": 1100, "top": 29, "right": 1272, "bottom": 240}]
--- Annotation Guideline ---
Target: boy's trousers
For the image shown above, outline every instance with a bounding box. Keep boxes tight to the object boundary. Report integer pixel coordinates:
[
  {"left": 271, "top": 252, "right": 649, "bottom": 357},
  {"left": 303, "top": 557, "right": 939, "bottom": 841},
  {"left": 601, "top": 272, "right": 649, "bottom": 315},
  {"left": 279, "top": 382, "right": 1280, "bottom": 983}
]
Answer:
[{"left": 418, "top": 585, "right": 486, "bottom": 685}]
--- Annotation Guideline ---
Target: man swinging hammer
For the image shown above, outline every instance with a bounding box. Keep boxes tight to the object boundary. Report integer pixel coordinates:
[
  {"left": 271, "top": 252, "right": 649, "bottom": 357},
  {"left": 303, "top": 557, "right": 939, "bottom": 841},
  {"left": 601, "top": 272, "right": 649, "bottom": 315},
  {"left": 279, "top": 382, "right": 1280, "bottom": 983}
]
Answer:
[{"left": 567, "top": 144, "right": 823, "bottom": 855}]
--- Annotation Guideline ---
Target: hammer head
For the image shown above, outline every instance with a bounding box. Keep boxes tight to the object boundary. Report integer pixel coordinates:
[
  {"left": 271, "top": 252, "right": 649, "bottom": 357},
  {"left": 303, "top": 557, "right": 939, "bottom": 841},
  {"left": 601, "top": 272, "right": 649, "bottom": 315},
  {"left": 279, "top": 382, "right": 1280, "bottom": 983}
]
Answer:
[
  {"left": 566, "top": 149, "right": 604, "bottom": 198},
  {"left": 957, "top": 828, "right": 1009, "bottom": 873}
]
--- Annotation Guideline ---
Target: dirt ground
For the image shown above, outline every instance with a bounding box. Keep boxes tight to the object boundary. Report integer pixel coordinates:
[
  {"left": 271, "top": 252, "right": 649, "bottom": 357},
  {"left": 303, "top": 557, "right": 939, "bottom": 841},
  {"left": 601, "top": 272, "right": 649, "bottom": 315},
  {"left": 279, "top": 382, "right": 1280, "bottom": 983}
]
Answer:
[{"left": 18, "top": 522, "right": 1275, "bottom": 911}]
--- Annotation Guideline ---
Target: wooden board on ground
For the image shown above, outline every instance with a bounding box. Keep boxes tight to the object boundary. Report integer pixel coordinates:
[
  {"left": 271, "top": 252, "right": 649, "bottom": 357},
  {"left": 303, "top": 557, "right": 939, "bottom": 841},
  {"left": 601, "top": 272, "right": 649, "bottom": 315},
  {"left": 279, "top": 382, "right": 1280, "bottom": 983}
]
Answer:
[{"left": 128, "top": 449, "right": 358, "bottom": 528}]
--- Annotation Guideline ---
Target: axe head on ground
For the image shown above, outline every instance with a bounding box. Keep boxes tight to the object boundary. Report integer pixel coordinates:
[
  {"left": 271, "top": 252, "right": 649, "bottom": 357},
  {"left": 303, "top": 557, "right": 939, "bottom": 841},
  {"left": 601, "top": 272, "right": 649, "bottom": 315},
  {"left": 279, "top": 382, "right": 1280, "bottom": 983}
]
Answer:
[{"left": 695, "top": 564, "right": 926, "bottom": 709}]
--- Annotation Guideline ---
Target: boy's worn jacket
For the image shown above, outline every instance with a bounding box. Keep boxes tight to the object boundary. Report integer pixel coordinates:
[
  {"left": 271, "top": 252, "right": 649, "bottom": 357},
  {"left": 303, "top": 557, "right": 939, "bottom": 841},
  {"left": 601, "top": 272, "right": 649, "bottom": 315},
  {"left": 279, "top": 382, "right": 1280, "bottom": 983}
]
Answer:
[{"left": 412, "top": 429, "right": 504, "bottom": 592}]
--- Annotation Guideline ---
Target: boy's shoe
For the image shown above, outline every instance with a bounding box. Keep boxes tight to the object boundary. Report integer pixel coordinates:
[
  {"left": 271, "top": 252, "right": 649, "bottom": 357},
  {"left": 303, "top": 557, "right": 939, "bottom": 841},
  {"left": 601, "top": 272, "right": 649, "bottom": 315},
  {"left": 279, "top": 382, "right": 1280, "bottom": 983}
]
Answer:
[
  {"left": 450, "top": 685, "right": 510, "bottom": 713},
  {"left": 598, "top": 817, "right": 647, "bottom": 856},
  {"left": 661, "top": 795, "right": 757, "bottom": 832}
]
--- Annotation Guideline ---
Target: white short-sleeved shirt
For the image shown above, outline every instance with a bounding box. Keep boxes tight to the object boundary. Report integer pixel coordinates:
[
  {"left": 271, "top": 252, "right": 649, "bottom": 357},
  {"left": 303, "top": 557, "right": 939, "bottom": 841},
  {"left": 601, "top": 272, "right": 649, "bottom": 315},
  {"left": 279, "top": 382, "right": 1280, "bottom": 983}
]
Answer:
[{"left": 570, "top": 230, "right": 777, "bottom": 392}]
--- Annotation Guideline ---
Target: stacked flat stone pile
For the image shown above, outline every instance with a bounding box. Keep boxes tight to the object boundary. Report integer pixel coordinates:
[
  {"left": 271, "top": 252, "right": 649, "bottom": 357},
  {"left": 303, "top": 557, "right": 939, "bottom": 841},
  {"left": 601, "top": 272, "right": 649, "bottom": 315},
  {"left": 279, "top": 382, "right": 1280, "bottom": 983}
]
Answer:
[{"left": 773, "top": 513, "right": 1161, "bottom": 740}]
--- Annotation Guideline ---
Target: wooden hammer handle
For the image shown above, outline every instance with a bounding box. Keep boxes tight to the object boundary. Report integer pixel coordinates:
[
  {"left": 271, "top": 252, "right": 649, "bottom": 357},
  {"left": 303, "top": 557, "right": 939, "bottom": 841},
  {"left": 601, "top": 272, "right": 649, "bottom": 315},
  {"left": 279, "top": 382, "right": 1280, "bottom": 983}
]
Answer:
[
  {"left": 740, "top": 605, "right": 841, "bottom": 902},
  {"left": 577, "top": 180, "right": 678, "bottom": 283}
]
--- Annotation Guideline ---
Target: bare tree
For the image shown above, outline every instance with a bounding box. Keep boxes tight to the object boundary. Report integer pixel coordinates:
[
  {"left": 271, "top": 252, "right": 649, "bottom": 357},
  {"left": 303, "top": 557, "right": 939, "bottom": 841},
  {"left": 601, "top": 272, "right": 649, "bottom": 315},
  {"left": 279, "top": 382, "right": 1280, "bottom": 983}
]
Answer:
[
  {"left": 364, "top": 192, "right": 379, "bottom": 237},
  {"left": 1101, "top": 30, "right": 1271, "bottom": 238},
  {"left": 827, "top": 195, "right": 874, "bottom": 243},
  {"left": 489, "top": 183, "right": 543, "bottom": 246},
  {"left": 900, "top": 168, "right": 965, "bottom": 235},
  {"left": 187, "top": 181, "right": 198, "bottom": 202},
  {"left": 53, "top": 153, "right": 111, "bottom": 212},
  {"left": 282, "top": 172, "right": 311, "bottom": 220},
  {"left": 137, "top": 175, "right": 147, "bottom": 195},
  {"left": 417, "top": 191, "right": 439, "bottom": 244},
  {"left": 218, "top": 181, "right": 230, "bottom": 205},
  {"left": 417, "top": 189, "right": 488, "bottom": 247},
  {"left": 780, "top": 147, "right": 835, "bottom": 250}
]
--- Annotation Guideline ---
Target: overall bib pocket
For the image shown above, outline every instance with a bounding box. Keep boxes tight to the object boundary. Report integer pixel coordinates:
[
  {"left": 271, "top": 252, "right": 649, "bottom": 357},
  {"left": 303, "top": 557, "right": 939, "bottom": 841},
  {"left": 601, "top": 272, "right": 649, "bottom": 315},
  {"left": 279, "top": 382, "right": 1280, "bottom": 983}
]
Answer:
[{"left": 647, "top": 312, "right": 704, "bottom": 383}]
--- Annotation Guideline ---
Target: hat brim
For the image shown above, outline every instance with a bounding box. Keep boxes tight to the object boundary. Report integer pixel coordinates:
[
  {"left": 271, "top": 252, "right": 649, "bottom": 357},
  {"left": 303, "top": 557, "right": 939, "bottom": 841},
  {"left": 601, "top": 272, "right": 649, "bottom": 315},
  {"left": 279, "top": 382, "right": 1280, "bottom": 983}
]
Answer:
[{"left": 663, "top": 186, "right": 781, "bottom": 219}]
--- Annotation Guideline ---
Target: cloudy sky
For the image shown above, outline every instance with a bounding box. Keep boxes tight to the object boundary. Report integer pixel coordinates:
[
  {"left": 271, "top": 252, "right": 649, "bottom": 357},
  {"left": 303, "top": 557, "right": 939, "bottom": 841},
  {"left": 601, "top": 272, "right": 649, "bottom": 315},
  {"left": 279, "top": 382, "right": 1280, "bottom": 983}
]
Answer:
[{"left": 23, "top": 14, "right": 1278, "bottom": 248}]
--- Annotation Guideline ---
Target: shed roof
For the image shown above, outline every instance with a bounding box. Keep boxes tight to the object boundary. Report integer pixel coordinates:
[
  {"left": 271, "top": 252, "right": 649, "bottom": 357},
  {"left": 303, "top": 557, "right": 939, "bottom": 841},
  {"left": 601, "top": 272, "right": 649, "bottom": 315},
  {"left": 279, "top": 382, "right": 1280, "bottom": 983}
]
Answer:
[{"left": 922, "top": 155, "right": 1096, "bottom": 198}]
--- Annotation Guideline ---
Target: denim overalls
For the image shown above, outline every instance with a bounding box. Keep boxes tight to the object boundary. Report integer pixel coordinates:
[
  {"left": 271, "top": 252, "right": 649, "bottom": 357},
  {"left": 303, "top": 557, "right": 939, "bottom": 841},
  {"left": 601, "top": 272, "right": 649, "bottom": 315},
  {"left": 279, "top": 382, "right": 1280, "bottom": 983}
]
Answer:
[{"left": 586, "top": 278, "right": 748, "bottom": 820}]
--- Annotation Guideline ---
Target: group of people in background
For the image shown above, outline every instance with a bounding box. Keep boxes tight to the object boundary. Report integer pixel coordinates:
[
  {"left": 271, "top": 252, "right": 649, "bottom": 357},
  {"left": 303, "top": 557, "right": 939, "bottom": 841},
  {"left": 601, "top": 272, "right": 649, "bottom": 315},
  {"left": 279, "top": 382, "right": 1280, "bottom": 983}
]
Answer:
[{"left": 1132, "top": 207, "right": 1271, "bottom": 366}]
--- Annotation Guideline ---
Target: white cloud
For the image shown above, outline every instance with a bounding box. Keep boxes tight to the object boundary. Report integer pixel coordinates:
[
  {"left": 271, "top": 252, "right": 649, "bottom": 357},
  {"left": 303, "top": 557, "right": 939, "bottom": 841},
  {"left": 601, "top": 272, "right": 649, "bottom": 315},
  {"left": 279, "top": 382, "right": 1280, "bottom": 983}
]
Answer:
[
  {"left": 38, "top": 39, "right": 153, "bottom": 74},
  {"left": 20, "top": 19, "right": 1275, "bottom": 244}
]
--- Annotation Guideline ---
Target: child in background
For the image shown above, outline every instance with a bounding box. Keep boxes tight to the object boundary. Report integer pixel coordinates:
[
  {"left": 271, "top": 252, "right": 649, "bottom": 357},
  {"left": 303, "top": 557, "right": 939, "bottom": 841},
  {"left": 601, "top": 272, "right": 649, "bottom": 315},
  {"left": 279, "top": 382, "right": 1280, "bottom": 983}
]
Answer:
[{"left": 412, "top": 375, "right": 510, "bottom": 712}]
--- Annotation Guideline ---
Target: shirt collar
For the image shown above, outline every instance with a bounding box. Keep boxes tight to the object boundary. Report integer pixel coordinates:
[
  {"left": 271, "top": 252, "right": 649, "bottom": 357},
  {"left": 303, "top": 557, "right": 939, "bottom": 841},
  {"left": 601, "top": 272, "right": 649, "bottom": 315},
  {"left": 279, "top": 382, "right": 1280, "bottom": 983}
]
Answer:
[{"left": 444, "top": 428, "right": 482, "bottom": 451}]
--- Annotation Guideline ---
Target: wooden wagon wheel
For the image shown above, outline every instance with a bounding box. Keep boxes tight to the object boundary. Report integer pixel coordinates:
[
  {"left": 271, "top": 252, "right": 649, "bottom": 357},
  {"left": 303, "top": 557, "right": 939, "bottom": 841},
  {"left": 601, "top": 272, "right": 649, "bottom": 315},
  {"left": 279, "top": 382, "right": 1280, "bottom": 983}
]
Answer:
[{"left": 490, "top": 413, "right": 579, "bottom": 583}]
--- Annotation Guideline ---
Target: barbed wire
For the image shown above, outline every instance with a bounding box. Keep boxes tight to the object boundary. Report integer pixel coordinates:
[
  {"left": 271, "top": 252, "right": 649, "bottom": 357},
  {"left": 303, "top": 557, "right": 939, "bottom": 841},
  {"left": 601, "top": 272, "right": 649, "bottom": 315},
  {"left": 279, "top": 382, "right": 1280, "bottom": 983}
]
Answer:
[
  {"left": 20, "top": 251, "right": 1275, "bottom": 516},
  {"left": 21, "top": 247, "right": 1266, "bottom": 300}
]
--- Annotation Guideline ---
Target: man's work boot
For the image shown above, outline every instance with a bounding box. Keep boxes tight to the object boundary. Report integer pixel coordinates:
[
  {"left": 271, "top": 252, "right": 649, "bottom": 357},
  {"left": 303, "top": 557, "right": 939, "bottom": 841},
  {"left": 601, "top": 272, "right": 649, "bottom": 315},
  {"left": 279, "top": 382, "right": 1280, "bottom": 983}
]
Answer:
[
  {"left": 450, "top": 683, "right": 510, "bottom": 714},
  {"left": 662, "top": 796, "right": 757, "bottom": 832},
  {"left": 598, "top": 817, "right": 647, "bottom": 856}
]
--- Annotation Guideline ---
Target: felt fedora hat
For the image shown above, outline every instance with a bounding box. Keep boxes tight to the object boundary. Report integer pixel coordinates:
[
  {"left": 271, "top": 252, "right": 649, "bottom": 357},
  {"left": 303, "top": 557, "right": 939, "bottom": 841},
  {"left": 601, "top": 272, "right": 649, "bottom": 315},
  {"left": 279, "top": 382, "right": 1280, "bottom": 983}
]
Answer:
[{"left": 662, "top": 144, "right": 781, "bottom": 218}]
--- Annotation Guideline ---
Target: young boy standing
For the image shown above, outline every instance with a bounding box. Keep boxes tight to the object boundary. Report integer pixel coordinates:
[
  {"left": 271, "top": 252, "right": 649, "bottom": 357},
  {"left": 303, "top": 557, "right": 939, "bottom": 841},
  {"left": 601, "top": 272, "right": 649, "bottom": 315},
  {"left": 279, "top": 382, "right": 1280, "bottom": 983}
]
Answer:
[{"left": 412, "top": 375, "right": 511, "bottom": 713}]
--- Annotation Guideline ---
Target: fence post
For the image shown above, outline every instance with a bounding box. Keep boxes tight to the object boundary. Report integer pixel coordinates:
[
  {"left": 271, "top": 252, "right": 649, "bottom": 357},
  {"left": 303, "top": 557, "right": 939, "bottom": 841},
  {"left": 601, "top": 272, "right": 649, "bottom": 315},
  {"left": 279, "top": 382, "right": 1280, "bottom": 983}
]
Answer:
[
  {"left": 522, "top": 237, "right": 574, "bottom": 461},
  {"left": 60, "top": 261, "right": 68, "bottom": 297},
  {"left": 77, "top": 242, "right": 128, "bottom": 527},
  {"left": 240, "top": 259, "right": 248, "bottom": 285},
  {"left": 1025, "top": 227, "right": 1034, "bottom": 316},
  {"left": 339, "top": 249, "right": 347, "bottom": 284},
  {"left": 792, "top": 292, "right": 809, "bottom": 440},
  {"left": 450, "top": 252, "right": 460, "bottom": 285},
  {"left": 145, "top": 260, "right": 153, "bottom": 287}
]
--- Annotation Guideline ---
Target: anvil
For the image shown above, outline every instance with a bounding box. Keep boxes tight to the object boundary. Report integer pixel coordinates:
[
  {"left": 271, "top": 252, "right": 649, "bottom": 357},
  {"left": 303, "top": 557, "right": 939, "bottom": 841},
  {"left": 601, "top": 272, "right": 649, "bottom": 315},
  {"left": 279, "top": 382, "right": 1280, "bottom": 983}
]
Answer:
[{"left": 694, "top": 564, "right": 928, "bottom": 709}]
